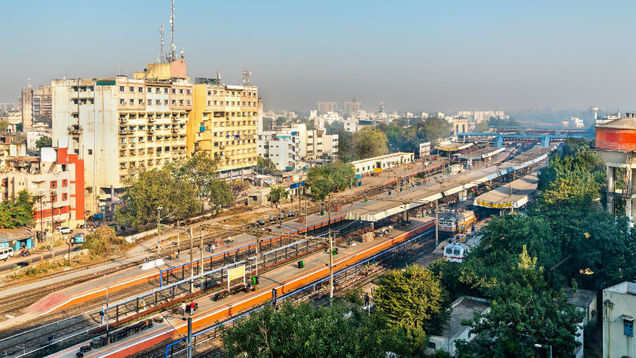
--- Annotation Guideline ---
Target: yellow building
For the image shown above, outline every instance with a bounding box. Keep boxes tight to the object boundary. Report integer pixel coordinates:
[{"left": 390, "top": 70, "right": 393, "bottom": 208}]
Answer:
[{"left": 188, "top": 78, "right": 259, "bottom": 177}]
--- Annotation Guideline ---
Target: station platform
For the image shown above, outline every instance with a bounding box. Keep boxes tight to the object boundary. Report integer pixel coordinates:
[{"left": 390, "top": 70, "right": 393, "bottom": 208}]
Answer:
[
  {"left": 14, "top": 211, "right": 344, "bottom": 322},
  {"left": 346, "top": 146, "right": 551, "bottom": 222},
  {"left": 473, "top": 173, "right": 539, "bottom": 209},
  {"left": 50, "top": 218, "right": 435, "bottom": 358}
]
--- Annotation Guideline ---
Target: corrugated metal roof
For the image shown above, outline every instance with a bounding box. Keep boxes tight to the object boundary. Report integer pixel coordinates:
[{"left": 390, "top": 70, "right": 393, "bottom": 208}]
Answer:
[{"left": 0, "top": 227, "right": 33, "bottom": 243}]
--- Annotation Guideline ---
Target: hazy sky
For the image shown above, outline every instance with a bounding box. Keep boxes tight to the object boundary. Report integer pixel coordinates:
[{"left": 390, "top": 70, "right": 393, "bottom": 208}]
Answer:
[{"left": 2, "top": 1, "right": 636, "bottom": 113}]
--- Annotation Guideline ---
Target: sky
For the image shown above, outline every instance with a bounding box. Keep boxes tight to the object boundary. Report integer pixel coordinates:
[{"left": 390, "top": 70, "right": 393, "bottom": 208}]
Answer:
[{"left": 1, "top": 1, "right": 636, "bottom": 113}]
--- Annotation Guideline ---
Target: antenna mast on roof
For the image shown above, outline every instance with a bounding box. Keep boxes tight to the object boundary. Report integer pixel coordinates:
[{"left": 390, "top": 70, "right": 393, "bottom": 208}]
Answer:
[
  {"left": 160, "top": 24, "right": 166, "bottom": 63},
  {"left": 242, "top": 70, "right": 252, "bottom": 85},
  {"left": 169, "top": 0, "right": 176, "bottom": 62}
]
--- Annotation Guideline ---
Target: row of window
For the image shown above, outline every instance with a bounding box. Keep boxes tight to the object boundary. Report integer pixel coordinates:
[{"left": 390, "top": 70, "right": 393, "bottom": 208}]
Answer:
[
  {"left": 213, "top": 139, "right": 256, "bottom": 147},
  {"left": 120, "top": 146, "right": 186, "bottom": 158},
  {"left": 49, "top": 192, "right": 69, "bottom": 202},
  {"left": 119, "top": 112, "right": 187, "bottom": 119},
  {"left": 211, "top": 120, "right": 256, "bottom": 128},
  {"left": 119, "top": 135, "right": 186, "bottom": 144},
  {"left": 119, "top": 156, "right": 186, "bottom": 170},
  {"left": 72, "top": 86, "right": 94, "bottom": 92},
  {"left": 120, "top": 124, "right": 185, "bottom": 131},
  {"left": 71, "top": 98, "right": 95, "bottom": 105},
  {"left": 207, "top": 100, "right": 257, "bottom": 107},
  {"left": 207, "top": 90, "right": 257, "bottom": 97},
  {"left": 49, "top": 179, "right": 69, "bottom": 189},
  {"left": 119, "top": 98, "right": 191, "bottom": 106},
  {"left": 120, "top": 86, "right": 191, "bottom": 95}
]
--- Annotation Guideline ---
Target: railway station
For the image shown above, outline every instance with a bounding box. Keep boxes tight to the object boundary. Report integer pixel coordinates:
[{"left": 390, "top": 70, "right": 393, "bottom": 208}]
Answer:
[
  {"left": 0, "top": 144, "right": 554, "bottom": 358},
  {"left": 473, "top": 173, "right": 539, "bottom": 213}
]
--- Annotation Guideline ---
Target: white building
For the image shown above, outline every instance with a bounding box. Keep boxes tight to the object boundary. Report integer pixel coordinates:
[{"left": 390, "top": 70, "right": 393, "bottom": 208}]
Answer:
[
  {"left": 257, "top": 132, "right": 298, "bottom": 171},
  {"left": 350, "top": 152, "right": 414, "bottom": 176},
  {"left": 603, "top": 281, "right": 636, "bottom": 358},
  {"left": 427, "top": 296, "right": 490, "bottom": 356}
]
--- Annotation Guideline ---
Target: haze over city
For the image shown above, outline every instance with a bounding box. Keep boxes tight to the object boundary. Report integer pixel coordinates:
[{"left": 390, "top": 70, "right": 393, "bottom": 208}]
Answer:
[{"left": 2, "top": 0, "right": 636, "bottom": 111}]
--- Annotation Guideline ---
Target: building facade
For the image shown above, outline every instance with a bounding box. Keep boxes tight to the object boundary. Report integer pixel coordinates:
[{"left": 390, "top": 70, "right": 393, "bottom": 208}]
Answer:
[
  {"left": 22, "top": 85, "right": 53, "bottom": 129},
  {"left": 316, "top": 101, "right": 337, "bottom": 114},
  {"left": 0, "top": 147, "right": 84, "bottom": 236},
  {"left": 188, "top": 79, "right": 259, "bottom": 178},
  {"left": 603, "top": 281, "right": 636, "bottom": 358},
  {"left": 351, "top": 152, "right": 414, "bottom": 176},
  {"left": 52, "top": 76, "right": 190, "bottom": 215}
]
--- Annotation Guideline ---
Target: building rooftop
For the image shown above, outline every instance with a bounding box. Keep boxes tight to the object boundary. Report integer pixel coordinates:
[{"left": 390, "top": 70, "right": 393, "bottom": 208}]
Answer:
[
  {"left": 350, "top": 152, "right": 413, "bottom": 165},
  {"left": 565, "top": 288, "right": 597, "bottom": 308},
  {"left": 606, "top": 281, "right": 636, "bottom": 296},
  {"left": 0, "top": 227, "right": 33, "bottom": 243},
  {"left": 441, "top": 296, "right": 490, "bottom": 339}
]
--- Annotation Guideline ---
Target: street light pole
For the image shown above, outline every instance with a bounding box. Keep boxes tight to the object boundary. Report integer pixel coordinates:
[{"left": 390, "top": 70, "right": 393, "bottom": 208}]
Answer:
[
  {"left": 156, "top": 206, "right": 163, "bottom": 256},
  {"left": 435, "top": 200, "right": 439, "bottom": 247},
  {"left": 189, "top": 227, "right": 194, "bottom": 293},
  {"left": 327, "top": 196, "right": 334, "bottom": 303},
  {"left": 200, "top": 225, "right": 205, "bottom": 288}
]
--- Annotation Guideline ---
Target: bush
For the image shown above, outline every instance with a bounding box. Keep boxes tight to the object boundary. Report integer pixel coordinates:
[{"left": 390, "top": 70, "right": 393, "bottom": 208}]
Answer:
[{"left": 83, "top": 226, "right": 129, "bottom": 257}]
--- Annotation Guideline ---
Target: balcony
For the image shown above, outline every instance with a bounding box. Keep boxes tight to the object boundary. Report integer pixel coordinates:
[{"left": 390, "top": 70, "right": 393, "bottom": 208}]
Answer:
[
  {"left": 120, "top": 129, "right": 133, "bottom": 135},
  {"left": 147, "top": 128, "right": 155, "bottom": 133},
  {"left": 171, "top": 128, "right": 180, "bottom": 134},
  {"left": 68, "top": 125, "right": 82, "bottom": 136}
]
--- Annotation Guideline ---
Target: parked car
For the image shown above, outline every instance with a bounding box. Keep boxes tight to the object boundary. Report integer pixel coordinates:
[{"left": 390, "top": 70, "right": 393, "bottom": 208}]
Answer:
[
  {"left": 256, "top": 218, "right": 266, "bottom": 226},
  {"left": 58, "top": 227, "right": 73, "bottom": 234},
  {"left": 0, "top": 247, "right": 13, "bottom": 261},
  {"left": 287, "top": 211, "right": 296, "bottom": 217}
]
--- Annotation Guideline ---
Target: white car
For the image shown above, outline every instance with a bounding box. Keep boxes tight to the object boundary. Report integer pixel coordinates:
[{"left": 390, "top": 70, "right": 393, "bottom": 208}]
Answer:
[{"left": 58, "top": 227, "right": 73, "bottom": 234}]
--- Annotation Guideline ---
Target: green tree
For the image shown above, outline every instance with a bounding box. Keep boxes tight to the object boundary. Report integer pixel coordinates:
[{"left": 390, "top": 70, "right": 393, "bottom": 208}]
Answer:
[
  {"left": 0, "top": 191, "right": 34, "bottom": 229},
  {"left": 269, "top": 186, "right": 288, "bottom": 204},
  {"left": 353, "top": 128, "right": 388, "bottom": 159},
  {"left": 256, "top": 156, "right": 280, "bottom": 175},
  {"left": 417, "top": 118, "right": 451, "bottom": 141},
  {"left": 83, "top": 225, "right": 129, "bottom": 256},
  {"left": 374, "top": 265, "right": 447, "bottom": 334},
  {"left": 306, "top": 161, "right": 355, "bottom": 200},
  {"left": 35, "top": 136, "right": 52, "bottom": 149},
  {"left": 222, "top": 302, "right": 386, "bottom": 358},
  {"left": 456, "top": 249, "right": 583, "bottom": 358},
  {"left": 275, "top": 117, "right": 286, "bottom": 126},
  {"left": 115, "top": 167, "right": 201, "bottom": 231}
]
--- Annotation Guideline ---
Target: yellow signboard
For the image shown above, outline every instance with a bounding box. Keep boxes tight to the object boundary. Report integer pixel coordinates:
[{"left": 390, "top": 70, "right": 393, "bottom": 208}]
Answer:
[
  {"left": 476, "top": 200, "right": 513, "bottom": 209},
  {"left": 373, "top": 168, "right": 383, "bottom": 173},
  {"left": 228, "top": 265, "right": 245, "bottom": 282}
]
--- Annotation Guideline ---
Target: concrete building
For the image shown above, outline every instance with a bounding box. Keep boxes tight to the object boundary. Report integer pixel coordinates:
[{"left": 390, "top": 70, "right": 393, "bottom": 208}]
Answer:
[
  {"left": 306, "top": 129, "right": 338, "bottom": 163},
  {"left": 603, "top": 281, "right": 636, "bottom": 358},
  {"left": 257, "top": 132, "right": 298, "bottom": 171},
  {"left": 51, "top": 75, "right": 190, "bottom": 215},
  {"left": 316, "top": 101, "right": 337, "bottom": 114},
  {"left": 188, "top": 78, "right": 259, "bottom": 178},
  {"left": 22, "top": 85, "right": 52, "bottom": 128},
  {"left": 343, "top": 99, "right": 360, "bottom": 115},
  {"left": 0, "top": 133, "right": 27, "bottom": 167},
  {"left": 351, "top": 152, "right": 414, "bottom": 176},
  {"left": 0, "top": 147, "right": 85, "bottom": 237},
  {"left": 427, "top": 296, "right": 490, "bottom": 356}
]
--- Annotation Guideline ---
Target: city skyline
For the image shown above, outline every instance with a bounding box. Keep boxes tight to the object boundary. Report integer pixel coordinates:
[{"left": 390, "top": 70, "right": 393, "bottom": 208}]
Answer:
[{"left": 2, "top": 1, "right": 636, "bottom": 112}]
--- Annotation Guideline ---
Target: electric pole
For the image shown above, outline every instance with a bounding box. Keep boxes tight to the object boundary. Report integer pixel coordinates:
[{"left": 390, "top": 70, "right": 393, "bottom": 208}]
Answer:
[
  {"left": 435, "top": 200, "right": 439, "bottom": 247},
  {"left": 199, "top": 225, "right": 204, "bottom": 288},
  {"left": 327, "top": 196, "right": 334, "bottom": 303},
  {"left": 189, "top": 227, "right": 194, "bottom": 293}
]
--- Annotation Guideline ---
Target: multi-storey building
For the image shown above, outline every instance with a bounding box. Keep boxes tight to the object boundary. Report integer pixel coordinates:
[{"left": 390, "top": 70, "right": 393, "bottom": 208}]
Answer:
[
  {"left": 316, "top": 101, "right": 337, "bottom": 114},
  {"left": 52, "top": 75, "right": 190, "bottom": 215},
  {"left": 0, "top": 133, "right": 27, "bottom": 167},
  {"left": 22, "top": 85, "right": 53, "bottom": 128},
  {"left": 343, "top": 99, "right": 361, "bottom": 115},
  {"left": 0, "top": 147, "right": 84, "bottom": 237},
  {"left": 257, "top": 132, "right": 298, "bottom": 171},
  {"left": 189, "top": 78, "right": 259, "bottom": 178},
  {"left": 306, "top": 129, "right": 338, "bottom": 163}
]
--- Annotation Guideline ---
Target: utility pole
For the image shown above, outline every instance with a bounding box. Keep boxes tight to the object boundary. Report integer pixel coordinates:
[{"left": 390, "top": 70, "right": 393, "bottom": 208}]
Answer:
[
  {"left": 105, "top": 287, "right": 110, "bottom": 342},
  {"left": 327, "top": 196, "right": 334, "bottom": 303},
  {"left": 186, "top": 316, "right": 192, "bottom": 358},
  {"left": 435, "top": 200, "right": 439, "bottom": 247},
  {"left": 156, "top": 206, "right": 163, "bottom": 256},
  {"left": 189, "top": 227, "right": 194, "bottom": 293},
  {"left": 199, "top": 225, "right": 204, "bottom": 288}
]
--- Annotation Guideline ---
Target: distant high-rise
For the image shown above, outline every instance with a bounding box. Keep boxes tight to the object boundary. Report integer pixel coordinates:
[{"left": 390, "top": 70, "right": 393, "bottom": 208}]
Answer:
[
  {"left": 343, "top": 98, "right": 360, "bottom": 115},
  {"left": 316, "top": 101, "right": 336, "bottom": 113},
  {"left": 21, "top": 84, "right": 52, "bottom": 129}
]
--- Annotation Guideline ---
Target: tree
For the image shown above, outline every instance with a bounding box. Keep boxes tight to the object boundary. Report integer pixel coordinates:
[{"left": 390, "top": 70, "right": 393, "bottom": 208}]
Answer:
[
  {"left": 115, "top": 167, "right": 201, "bottom": 231},
  {"left": 374, "top": 265, "right": 447, "bottom": 334},
  {"left": 353, "top": 128, "right": 388, "bottom": 160},
  {"left": 456, "top": 249, "right": 583, "bottom": 358},
  {"left": 256, "top": 156, "right": 280, "bottom": 175},
  {"left": 275, "top": 117, "right": 286, "bottom": 126},
  {"left": 35, "top": 136, "right": 52, "bottom": 149},
  {"left": 269, "top": 186, "right": 288, "bottom": 204},
  {"left": 306, "top": 161, "right": 355, "bottom": 200},
  {"left": 83, "top": 225, "right": 129, "bottom": 256},
  {"left": 417, "top": 118, "right": 451, "bottom": 141},
  {"left": 0, "top": 191, "right": 34, "bottom": 228},
  {"left": 222, "top": 302, "right": 386, "bottom": 358}
]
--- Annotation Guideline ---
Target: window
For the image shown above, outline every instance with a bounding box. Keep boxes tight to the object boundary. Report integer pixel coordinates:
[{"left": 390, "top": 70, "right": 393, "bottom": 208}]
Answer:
[
  {"left": 120, "top": 98, "right": 125, "bottom": 105},
  {"left": 119, "top": 86, "right": 125, "bottom": 92},
  {"left": 139, "top": 99, "right": 144, "bottom": 104},
  {"left": 50, "top": 193, "right": 57, "bottom": 202},
  {"left": 62, "top": 193, "right": 68, "bottom": 201},
  {"left": 625, "top": 318, "right": 634, "bottom": 337},
  {"left": 164, "top": 100, "right": 169, "bottom": 105},
  {"left": 179, "top": 89, "right": 184, "bottom": 94},
  {"left": 129, "top": 86, "right": 134, "bottom": 92},
  {"left": 187, "top": 89, "right": 191, "bottom": 95},
  {"left": 62, "top": 179, "right": 68, "bottom": 187},
  {"left": 138, "top": 87, "right": 143, "bottom": 93},
  {"left": 129, "top": 99, "right": 134, "bottom": 105},
  {"left": 156, "top": 100, "right": 161, "bottom": 105},
  {"left": 50, "top": 180, "right": 57, "bottom": 189},
  {"left": 172, "top": 88, "right": 176, "bottom": 94}
]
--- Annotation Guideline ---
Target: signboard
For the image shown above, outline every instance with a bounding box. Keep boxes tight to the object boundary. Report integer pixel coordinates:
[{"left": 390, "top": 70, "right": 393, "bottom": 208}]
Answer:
[
  {"left": 227, "top": 264, "right": 246, "bottom": 290},
  {"left": 419, "top": 142, "right": 431, "bottom": 158}
]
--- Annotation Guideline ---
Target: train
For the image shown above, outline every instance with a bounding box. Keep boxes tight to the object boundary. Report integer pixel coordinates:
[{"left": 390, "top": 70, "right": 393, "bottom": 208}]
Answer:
[{"left": 438, "top": 209, "right": 476, "bottom": 234}]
